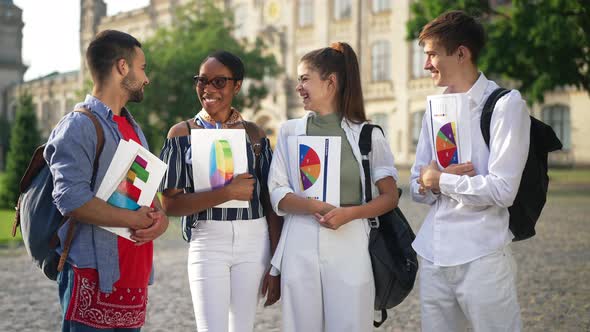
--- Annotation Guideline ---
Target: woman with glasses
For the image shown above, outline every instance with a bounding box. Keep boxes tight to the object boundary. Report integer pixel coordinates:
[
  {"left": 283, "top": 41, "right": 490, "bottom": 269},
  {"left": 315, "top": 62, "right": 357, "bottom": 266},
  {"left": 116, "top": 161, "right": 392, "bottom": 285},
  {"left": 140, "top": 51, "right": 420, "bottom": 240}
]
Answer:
[
  {"left": 267, "top": 42, "right": 399, "bottom": 331},
  {"left": 158, "top": 50, "right": 282, "bottom": 332}
]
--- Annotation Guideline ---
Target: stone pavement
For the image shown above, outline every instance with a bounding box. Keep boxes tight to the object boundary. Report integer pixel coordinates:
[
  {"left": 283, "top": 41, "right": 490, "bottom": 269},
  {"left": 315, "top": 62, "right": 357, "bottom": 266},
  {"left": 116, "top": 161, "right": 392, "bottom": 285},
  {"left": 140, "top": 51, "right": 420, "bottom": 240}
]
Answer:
[{"left": 1, "top": 186, "right": 588, "bottom": 331}]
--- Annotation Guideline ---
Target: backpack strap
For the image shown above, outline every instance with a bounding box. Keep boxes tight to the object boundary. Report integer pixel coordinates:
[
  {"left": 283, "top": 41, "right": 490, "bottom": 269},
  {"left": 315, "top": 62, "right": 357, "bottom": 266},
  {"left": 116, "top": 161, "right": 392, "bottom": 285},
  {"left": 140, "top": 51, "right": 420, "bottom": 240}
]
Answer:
[
  {"left": 242, "top": 121, "right": 265, "bottom": 184},
  {"left": 358, "top": 123, "right": 392, "bottom": 327},
  {"left": 480, "top": 88, "right": 511, "bottom": 148},
  {"left": 57, "top": 107, "right": 105, "bottom": 272},
  {"left": 359, "top": 124, "right": 384, "bottom": 206},
  {"left": 242, "top": 120, "right": 264, "bottom": 158},
  {"left": 185, "top": 120, "right": 192, "bottom": 136}
]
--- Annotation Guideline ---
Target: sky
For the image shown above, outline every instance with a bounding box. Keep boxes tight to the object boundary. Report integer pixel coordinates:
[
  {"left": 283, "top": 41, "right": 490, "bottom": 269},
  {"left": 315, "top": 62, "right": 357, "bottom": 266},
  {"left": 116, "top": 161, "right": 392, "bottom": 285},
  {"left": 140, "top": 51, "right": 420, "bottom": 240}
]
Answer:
[{"left": 13, "top": 0, "right": 149, "bottom": 81}]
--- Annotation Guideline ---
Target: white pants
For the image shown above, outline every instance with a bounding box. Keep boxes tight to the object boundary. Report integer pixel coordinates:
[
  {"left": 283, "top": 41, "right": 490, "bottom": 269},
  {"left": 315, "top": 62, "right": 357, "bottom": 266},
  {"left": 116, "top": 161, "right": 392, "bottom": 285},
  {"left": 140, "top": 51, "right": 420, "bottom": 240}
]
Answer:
[
  {"left": 280, "top": 215, "right": 374, "bottom": 332},
  {"left": 419, "top": 246, "right": 522, "bottom": 332},
  {"left": 187, "top": 218, "right": 270, "bottom": 332}
]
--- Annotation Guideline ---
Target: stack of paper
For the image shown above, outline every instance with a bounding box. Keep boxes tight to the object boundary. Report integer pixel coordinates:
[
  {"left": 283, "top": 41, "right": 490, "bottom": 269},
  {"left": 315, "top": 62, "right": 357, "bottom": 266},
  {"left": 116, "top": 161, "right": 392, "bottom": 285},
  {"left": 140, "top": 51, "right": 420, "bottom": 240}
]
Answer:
[
  {"left": 95, "top": 139, "right": 168, "bottom": 241},
  {"left": 427, "top": 93, "right": 472, "bottom": 168},
  {"left": 191, "top": 129, "right": 249, "bottom": 208},
  {"left": 287, "top": 136, "right": 341, "bottom": 207}
]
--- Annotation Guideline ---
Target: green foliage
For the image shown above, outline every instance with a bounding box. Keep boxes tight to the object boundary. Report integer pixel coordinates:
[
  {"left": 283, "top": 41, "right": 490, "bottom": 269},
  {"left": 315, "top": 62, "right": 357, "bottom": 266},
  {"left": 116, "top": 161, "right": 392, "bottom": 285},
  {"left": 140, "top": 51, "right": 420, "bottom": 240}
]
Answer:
[
  {"left": 129, "top": 0, "right": 280, "bottom": 152},
  {"left": 407, "top": 0, "right": 590, "bottom": 103},
  {"left": 0, "top": 92, "right": 41, "bottom": 208},
  {"left": 0, "top": 114, "right": 10, "bottom": 170}
]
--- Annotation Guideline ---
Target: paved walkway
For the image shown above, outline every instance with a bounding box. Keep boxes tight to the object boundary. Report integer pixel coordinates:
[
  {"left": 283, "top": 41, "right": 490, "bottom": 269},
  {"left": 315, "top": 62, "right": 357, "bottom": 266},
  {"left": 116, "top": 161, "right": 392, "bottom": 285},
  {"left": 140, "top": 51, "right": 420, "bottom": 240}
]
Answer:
[{"left": 1, "top": 187, "right": 588, "bottom": 331}]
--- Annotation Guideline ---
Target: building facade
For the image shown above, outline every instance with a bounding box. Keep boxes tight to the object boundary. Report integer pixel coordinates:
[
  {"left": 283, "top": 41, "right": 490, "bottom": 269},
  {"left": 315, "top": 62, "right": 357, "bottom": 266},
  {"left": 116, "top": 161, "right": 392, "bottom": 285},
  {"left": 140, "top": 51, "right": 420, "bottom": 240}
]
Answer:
[{"left": 2, "top": 0, "right": 589, "bottom": 169}]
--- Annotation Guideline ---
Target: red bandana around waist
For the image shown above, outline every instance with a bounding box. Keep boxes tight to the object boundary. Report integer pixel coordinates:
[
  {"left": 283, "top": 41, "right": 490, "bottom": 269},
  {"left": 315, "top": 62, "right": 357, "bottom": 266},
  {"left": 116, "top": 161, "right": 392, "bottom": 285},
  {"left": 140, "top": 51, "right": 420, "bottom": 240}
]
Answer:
[{"left": 65, "top": 267, "right": 148, "bottom": 329}]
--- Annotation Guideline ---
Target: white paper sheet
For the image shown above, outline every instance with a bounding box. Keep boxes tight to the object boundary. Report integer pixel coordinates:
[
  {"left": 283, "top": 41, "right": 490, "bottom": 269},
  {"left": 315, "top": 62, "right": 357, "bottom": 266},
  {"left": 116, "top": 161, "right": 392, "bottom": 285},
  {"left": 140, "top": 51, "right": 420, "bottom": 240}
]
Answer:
[
  {"left": 191, "top": 129, "right": 249, "bottom": 208},
  {"left": 287, "top": 136, "right": 341, "bottom": 207},
  {"left": 427, "top": 93, "right": 472, "bottom": 168},
  {"left": 95, "top": 139, "right": 168, "bottom": 241}
]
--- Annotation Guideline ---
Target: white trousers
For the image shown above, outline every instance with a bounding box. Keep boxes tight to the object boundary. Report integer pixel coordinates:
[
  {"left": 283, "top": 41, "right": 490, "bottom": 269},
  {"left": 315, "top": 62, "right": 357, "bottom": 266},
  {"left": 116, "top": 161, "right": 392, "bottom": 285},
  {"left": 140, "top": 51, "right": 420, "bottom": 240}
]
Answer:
[
  {"left": 280, "top": 216, "right": 374, "bottom": 332},
  {"left": 419, "top": 245, "right": 522, "bottom": 332},
  {"left": 187, "top": 218, "right": 270, "bottom": 332}
]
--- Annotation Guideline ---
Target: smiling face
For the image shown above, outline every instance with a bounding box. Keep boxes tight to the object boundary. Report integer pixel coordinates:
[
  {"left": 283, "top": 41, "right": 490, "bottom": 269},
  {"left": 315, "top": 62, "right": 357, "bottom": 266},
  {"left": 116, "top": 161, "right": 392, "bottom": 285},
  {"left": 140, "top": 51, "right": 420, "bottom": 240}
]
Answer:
[
  {"left": 422, "top": 39, "right": 463, "bottom": 88},
  {"left": 295, "top": 62, "right": 335, "bottom": 113},
  {"left": 196, "top": 57, "right": 242, "bottom": 119},
  {"left": 121, "top": 47, "right": 150, "bottom": 103}
]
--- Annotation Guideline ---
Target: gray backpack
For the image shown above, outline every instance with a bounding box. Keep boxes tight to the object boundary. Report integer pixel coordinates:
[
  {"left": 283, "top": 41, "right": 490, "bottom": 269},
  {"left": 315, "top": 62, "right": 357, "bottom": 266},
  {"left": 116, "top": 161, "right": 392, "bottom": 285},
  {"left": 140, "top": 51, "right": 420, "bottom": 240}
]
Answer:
[{"left": 12, "top": 108, "right": 104, "bottom": 280}]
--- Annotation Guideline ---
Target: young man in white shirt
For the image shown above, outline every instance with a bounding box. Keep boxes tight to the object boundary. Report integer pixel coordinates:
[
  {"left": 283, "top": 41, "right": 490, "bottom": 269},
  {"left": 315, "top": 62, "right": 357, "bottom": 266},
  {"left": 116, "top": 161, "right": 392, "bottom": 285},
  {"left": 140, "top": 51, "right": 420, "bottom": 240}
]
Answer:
[{"left": 411, "top": 10, "right": 530, "bottom": 332}]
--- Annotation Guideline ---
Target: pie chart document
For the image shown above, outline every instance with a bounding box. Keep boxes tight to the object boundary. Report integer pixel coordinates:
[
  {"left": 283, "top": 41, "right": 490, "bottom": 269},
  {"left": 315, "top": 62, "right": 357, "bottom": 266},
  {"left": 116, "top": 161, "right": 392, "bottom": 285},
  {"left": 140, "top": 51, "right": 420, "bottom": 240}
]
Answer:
[
  {"left": 287, "top": 136, "right": 341, "bottom": 207},
  {"left": 427, "top": 93, "right": 472, "bottom": 169}
]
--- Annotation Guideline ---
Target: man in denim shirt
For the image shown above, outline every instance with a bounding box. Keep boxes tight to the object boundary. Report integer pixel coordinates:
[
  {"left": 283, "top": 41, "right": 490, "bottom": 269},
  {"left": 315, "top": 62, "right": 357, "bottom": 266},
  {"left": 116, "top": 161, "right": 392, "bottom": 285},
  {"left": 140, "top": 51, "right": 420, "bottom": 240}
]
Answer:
[{"left": 44, "top": 30, "right": 169, "bottom": 331}]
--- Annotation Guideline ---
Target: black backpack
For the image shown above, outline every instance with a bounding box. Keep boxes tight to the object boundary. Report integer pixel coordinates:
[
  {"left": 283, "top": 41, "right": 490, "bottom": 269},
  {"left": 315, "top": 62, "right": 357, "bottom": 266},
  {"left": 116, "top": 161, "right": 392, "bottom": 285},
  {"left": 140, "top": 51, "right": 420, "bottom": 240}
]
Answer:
[
  {"left": 359, "top": 124, "right": 418, "bottom": 327},
  {"left": 481, "top": 88, "right": 562, "bottom": 241}
]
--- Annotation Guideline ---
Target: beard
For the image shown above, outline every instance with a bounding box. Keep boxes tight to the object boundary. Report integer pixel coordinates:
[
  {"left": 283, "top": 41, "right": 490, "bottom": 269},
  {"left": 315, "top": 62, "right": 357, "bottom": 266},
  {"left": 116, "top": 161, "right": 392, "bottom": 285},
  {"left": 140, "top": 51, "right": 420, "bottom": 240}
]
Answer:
[{"left": 122, "top": 72, "right": 144, "bottom": 103}]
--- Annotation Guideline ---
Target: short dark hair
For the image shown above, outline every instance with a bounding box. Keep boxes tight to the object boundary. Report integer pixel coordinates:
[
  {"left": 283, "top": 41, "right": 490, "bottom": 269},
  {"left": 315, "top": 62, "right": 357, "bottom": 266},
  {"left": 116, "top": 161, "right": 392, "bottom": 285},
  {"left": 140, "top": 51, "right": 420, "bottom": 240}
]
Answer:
[
  {"left": 419, "top": 10, "right": 486, "bottom": 63},
  {"left": 86, "top": 30, "right": 142, "bottom": 83},
  {"left": 300, "top": 42, "right": 366, "bottom": 124},
  {"left": 201, "top": 50, "right": 245, "bottom": 80}
]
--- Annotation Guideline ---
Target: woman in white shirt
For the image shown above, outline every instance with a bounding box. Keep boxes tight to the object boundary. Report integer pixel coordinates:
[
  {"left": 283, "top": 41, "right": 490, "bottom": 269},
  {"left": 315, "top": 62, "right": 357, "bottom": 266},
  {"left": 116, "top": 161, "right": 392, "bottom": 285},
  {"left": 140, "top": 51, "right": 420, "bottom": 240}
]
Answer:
[{"left": 267, "top": 42, "right": 399, "bottom": 332}]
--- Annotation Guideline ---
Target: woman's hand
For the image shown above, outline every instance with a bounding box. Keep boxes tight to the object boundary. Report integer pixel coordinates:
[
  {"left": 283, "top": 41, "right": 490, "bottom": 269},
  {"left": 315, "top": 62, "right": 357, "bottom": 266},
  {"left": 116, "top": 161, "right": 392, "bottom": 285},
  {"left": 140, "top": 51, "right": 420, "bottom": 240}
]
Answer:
[
  {"left": 314, "top": 206, "right": 356, "bottom": 230},
  {"left": 224, "top": 173, "right": 255, "bottom": 201},
  {"left": 261, "top": 270, "right": 281, "bottom": 306}
]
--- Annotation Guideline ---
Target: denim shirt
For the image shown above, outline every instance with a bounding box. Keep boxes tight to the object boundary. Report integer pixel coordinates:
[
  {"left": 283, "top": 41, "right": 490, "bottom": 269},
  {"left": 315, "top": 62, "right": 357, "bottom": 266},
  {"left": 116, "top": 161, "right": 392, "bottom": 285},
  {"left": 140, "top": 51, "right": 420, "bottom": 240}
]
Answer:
[{"left": 44, "top": 94, "right": 154, "bottom": 293}]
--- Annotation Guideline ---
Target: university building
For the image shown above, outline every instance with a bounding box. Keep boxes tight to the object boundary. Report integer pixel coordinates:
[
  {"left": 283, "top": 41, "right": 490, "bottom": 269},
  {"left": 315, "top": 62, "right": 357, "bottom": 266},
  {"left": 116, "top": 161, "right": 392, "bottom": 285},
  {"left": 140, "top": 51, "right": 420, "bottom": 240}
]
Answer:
[{"left": 1, "top": 0, "right": 588, "bottom": 170}]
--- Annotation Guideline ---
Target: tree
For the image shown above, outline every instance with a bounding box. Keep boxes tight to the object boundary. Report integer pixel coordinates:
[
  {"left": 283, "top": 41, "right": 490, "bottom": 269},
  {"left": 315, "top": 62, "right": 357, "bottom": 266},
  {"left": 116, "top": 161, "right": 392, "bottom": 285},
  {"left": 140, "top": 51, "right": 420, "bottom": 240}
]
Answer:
[
  {"left": 129, "top": 0, "right": 280, "bottom": 152},
  {"left": 0, "top": 92, "right": 41, "bottom": 208},
  {"left": 0, "top": 113, "right": 10, "bottom": 170},
  {"left": 407, "top": 0, "right": 590, "bottom": 103}
]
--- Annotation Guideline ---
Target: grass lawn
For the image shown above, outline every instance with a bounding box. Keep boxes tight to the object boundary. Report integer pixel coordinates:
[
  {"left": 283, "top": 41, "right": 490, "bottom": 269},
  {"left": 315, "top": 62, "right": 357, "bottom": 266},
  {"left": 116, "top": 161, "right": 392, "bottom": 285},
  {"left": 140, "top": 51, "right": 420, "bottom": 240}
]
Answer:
[
  {"left": 548, "top": 168, "right": 590, "bottom": 185},
  {"left": 0, "top": 209, "right": 20, "bottom": 246}
]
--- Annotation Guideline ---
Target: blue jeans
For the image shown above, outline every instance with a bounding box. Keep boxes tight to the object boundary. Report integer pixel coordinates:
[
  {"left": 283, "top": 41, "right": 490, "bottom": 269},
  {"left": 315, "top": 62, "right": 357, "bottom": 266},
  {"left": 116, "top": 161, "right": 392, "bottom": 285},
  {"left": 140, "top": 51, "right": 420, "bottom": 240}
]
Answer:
[{"left": 58, "top": 263, "right": 141, "bottom": 332}]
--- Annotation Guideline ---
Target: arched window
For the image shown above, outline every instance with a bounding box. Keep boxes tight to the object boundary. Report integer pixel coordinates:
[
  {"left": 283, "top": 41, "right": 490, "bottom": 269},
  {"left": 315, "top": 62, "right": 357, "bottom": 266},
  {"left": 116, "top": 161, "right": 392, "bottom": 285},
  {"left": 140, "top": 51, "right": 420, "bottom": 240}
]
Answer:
[
  {"left": 371, "top": 40, "right": 391, "bottom": 81},
  {"left": 298, "top": 0, "right": 313, "bottom": 27},
  {"left": 542, "top": 104, "right": 570, "bottom": 150},
  {"left": 411, "top": 110, "right": 425, "bottom": 150},
  {"left": 333, "top": 0, "right": 351, "bottom": 20},
  {"left": 372, "top": 0, "right": 391, "bottom": 13},
  {"left": 372, "top": 113, "right": 389, "bottom": 138},
  {"left": 411, "top": 39, "right": 428, "bottom": 78},
  {"left": 233, "top": 4, "right": 248, "bottom": 39}
]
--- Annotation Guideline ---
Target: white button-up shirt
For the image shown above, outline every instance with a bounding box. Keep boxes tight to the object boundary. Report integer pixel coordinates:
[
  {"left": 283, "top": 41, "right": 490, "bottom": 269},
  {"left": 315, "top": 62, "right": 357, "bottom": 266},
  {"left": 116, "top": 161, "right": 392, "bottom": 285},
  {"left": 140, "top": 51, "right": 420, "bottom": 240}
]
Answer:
[{"left": 411, "top": 73, "right": 531, "bottom": 266}]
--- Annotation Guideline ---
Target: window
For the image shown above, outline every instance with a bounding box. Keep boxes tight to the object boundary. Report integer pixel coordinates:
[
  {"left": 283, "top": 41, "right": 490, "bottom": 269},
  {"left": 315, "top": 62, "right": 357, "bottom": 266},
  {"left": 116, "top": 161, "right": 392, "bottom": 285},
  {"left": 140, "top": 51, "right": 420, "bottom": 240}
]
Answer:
[
  {"left": 372, "top": 0, "right": 390, "bottom": 13},
  {"left": 233, "top": 4, "right": 248, "bottom": 39},
  {"left": 412, "top": 39, "right": 428, "bottom": 78},
  {"left": 542, "top": 104, "right": 571, "bottom": 150},
  {"left": 42, "top": 102, "right": 51, "bottom": 124},
  {"left": 333, "top": 0, "right": 351, "bottom": 20},
  {"left": 372, "top": 113, "right": 389, "bottom": 138},
  {"left": 371, "top": 41, "right": 391, "bottom": 81},
  {"left": 411, "top": 110, "right": 425, "bottom": 149},
  {"left": 298, "top": 0, "right": 313, "bottom": 27}
]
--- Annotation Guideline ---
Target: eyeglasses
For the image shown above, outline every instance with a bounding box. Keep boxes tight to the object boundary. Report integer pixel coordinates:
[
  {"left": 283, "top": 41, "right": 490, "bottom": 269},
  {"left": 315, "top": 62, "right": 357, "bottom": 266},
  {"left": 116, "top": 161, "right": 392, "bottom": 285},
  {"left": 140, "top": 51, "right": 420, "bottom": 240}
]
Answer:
[{"left": 193, "top": 76, "right": 239, "bottom": 89}]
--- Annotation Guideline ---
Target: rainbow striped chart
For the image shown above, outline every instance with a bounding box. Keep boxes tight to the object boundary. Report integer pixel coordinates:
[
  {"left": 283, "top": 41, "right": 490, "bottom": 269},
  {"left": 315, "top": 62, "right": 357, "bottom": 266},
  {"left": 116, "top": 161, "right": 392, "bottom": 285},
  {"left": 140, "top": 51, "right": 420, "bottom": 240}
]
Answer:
[
  {"left": 106, "top": 155, "right": 149, "bottom": 211},
  {"left": 299, "top": 144, "right": 321, "bottom": 191},
  {"left": 436, "top": 122, "right": 459, "bottom": 167},
  {"left": 95, "top": 139, "right": 167, "bottom": 241},
  {"left": 209, "top": 139, "right": 234, "bottom": 189},
  {"left": 191, "top": 129, "right": 248, "bottom": 208}
]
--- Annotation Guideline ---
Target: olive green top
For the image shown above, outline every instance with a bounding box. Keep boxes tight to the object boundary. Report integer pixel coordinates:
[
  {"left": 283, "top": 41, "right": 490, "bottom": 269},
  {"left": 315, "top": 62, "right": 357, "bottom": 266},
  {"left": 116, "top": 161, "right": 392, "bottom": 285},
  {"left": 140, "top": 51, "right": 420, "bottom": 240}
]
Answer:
[{"left": 306, "top": 112, "right": 362, "bottom": 205}]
